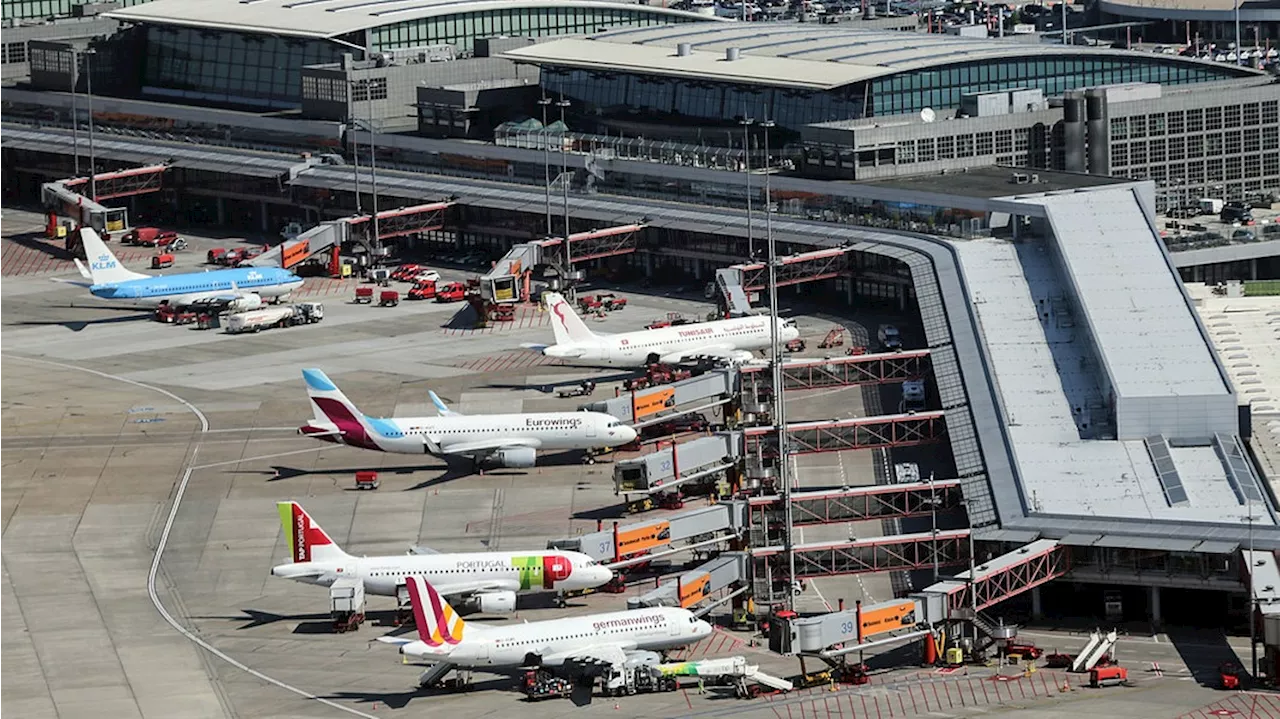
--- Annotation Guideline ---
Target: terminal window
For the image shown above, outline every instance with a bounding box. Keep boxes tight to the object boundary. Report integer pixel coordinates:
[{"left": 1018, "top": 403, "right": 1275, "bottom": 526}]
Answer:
[{"left": 3, "top": 41, "right": 26, "bottom": 65}]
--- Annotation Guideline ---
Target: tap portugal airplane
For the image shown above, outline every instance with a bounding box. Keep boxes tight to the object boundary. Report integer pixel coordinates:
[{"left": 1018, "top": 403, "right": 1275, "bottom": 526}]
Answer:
[
  {"left": 380, "top": 575, "right": 712, "bottom": 695},
  {"left": 270, "top": 502, "right": 613, "bottom": 612},
  {"left": 71, "top": 228, "right": 303, "bottom": 310},
  {"left": 297, "top": 369, "right": 637, "bottom": 468},
  {"left": 524, "top": 292, "right": 800, "bottom": 368}
]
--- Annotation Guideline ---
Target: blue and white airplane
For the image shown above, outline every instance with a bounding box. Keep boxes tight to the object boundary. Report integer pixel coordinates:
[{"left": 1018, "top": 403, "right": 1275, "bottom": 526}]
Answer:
[{"left": 73, "top": 228, "right": 303, "bottom": 310}]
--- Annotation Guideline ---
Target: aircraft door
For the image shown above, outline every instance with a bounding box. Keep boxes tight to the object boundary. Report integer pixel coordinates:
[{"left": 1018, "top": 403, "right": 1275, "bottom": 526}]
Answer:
[{"left": 586, "top": 418, "right": 597, "bottom": 439}]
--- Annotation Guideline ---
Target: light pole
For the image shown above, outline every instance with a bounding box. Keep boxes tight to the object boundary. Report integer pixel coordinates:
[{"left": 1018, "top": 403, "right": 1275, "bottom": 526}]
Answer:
[
  {"left": 348, "top": 83, "right": 362, "bottom": 215},
  {"left": 71, "top": 47, "right": 80, "bottom": 176},
  {"left": 1245, "top": 502, "right": 1258, "bottom": 678},
  {"left": 930, "top": 472, "right": 939, "bottom": 584},
  {"left": 761, "top": 117, "right": 793, "bottom": 606},
  {"left": 1235, "top": 0, "right": 1243, "bottom": 66},
  {"left": 538, "top": 95, "right": 553, "bottom": 235},
  {"left": 84, "top": 48, "right": 97, "bottom": 200},
  {"left": 367, "top": 82, "right": 381, "bottom": 252},
  {"left": 740, "top": 116, "right": 755, "bottom": 260},
  {"left": 557, "top": 98, "right": 572, "bottom": 273}
]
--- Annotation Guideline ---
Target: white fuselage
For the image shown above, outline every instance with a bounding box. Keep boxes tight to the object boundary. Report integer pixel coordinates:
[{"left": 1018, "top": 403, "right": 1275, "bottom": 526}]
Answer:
[
  {"left": 545, "top": 316, "right": 799, "bottom": 368},
  {"left": 272, "top": 551, "right": 611, "bottom": 597},
  {"left": 404, "top": 607, "right": 713, "bottom": 666},
  {"left": 303, "top": 410, "right": 635, "bottom": 455}
]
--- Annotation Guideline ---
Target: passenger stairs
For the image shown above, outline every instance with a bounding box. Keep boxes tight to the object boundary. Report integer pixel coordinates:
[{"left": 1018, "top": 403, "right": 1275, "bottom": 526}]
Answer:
[{"left": 1070, "top": 629, "right": 1118, "bottom": 672}]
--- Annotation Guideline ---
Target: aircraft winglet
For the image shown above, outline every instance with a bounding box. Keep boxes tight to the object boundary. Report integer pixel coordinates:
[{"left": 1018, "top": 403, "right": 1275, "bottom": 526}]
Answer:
[{"left": 428, "top": 391, "right": 461, "bottom": 417}]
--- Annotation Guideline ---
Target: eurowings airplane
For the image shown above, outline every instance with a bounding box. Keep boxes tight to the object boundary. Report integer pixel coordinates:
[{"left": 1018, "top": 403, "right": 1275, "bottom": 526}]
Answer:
[
  {"left": 71, "top": 228, "right": 303, "bottom": 310},
  {"left": 297, "top": 369, "right": 637, "bottom": 468},
  {"left": 270, "top": 502, "right": 612, "bottom": 612},
  {"left": 525, "top": 292, "right": 800, "bottom": 368},
  {"left": 380, "top": 575, "right": 712, "bottom": 689}
]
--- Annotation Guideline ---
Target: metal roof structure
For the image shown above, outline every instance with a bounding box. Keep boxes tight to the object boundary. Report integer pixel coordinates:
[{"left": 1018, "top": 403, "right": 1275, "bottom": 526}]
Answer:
[
  {"left": 106, "top": 0, "right": 710, "bottom": 39},
  {"left": 503, "top": 22, "right": 1258, "bottom": 90}
]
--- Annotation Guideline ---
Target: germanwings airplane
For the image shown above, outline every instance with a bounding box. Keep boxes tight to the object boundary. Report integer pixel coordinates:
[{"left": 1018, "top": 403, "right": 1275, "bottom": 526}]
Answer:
[
  {"left": 270, "top": 502, "right": 612, "bottom": 612},
  {"left": 297, "top": 369, "right": 637, "bottom": 468},
  {"left": 380, "top": 575, "right": 712, "bottom": 693},
  {"left": 71, "top": 228, "right": 302, "bottom": 310},
  {"left": 526, "top": 292, "right": 800, "bottom": 368}
]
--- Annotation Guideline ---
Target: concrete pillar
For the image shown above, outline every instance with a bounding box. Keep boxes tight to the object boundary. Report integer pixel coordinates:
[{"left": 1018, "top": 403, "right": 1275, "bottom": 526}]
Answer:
[
  {"left": 260, "top": 200, "right": 270, "bottom": 233},
  {"left": 1085, "top": 89, "right": 1110, "bottom": 175},
  {"left": 643, "top": 250, "right": 654, "bottom": 278},
  {"left": 1062, "top": 92, "right": 1087, "bottom": 173},
  {"left": 216, "top": 196, "right": 226, "bottom": 226},
  {"left": 1251, "top": 258, "right": 1259, "bottom": 280},
  {"left": 1150, "top": 586, "right": 1162, "bottom": 627},
  {"left": 1031, "top": 586, "right": 1043, "bottom": 621}
]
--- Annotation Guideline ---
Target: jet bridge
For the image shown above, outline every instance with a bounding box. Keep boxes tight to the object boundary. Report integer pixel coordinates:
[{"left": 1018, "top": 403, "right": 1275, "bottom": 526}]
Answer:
[
  {"left": 345, "top": 201, "right": 453, "bottom": 244},
  {"left": 41, "top": 178, "right": 128, "bottom": 234},
  {"left": 741, "top": 350, "right": 931, "bottom": 391},
  {"left": 583, "top": 370, "right": 737, "bottom": 426},
  {"left": 537, "top": 223, "right": 646, "bottom": 264},
  {"left": 753, "top": 530, "right": 971, "bottom": 587},
  {"left": 714, "top": 247, "right": 852, "bottom": 315},
  {"left": 547, "top": 503, "right": 742, "bottom": 564},
  {"left": 774, "top": 597, "right": 934, "bottom": 656},
  {"left": 627, "top": 553, "right": 749, "bottom": 610},
  {"left": 916, "top": 539, "right": 1070, "bottom": 615},
  {"left": 614, "top": 433, "right": 740, "bottom": 496},
  {"left": 745, "top": 480, "right": 964, "bottom": 547},
  {"left": 744, "top": 411, "right": 946, "bottom": 455},
  {"left": 477, "top": 223, "right": 646, "bottom": 304},
  {"left": 62, "top": 164, "right": 169, "bottom": 202}
]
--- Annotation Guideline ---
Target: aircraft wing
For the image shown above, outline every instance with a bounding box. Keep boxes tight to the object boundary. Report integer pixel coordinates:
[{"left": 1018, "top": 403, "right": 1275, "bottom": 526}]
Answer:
[
  {"left": 415, "top": 578, "right": 522, "bottom": 597},
  {"left": 430, "top": 437, "right": 542, "bottom": 457},
  {"left": 659, "top": 344, "right": 755, "bottom": 364},
  {"left": 540, "top": 642, "right": 632, "bottom": 668}
]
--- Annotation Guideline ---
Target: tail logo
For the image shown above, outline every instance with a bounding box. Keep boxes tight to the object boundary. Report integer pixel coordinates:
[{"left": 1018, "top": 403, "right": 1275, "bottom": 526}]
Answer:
[
  {"left": 91, "top": 254, "right": 117, "bottom": 272},
  {"left": 406, "top": 577, "right": 465, "bottom": 646},
  {"left": 279, "top": 502, "right": 334, "bottom": 563},
  {"left": 551, "top": 299, "right": 569, "bottom": 329}
]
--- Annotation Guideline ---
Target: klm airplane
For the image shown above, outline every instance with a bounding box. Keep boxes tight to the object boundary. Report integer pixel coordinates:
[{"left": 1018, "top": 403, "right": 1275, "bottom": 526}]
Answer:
[{"left": 73, "top": 228, "right": 303, "bottom": 309}]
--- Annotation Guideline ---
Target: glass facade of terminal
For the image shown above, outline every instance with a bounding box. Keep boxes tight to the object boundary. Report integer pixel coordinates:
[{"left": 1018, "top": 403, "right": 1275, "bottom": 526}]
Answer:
[
  {"left": 141, "top": 27, "right": 350, "bottom": 109},
  {"left": 370, "top": 7, "right": 698, "bottom": 54},
  {"left": 544, "top": 55, "right": 1252, "bottom": 130},
  {"left": 1, "top": 0, "right": 147, "bottom": 21}
]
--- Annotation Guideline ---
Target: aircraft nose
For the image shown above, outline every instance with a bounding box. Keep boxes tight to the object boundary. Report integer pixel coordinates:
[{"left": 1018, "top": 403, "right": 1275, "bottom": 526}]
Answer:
[
  {"left": 618, "top": 425, "right": 638, "bottom": 444},
  {"left": 592, "top": 566, "right": 615, "bottom": 585}
]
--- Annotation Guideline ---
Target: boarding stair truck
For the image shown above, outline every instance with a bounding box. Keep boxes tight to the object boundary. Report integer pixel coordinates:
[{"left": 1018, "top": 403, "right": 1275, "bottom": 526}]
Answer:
[
  {"left": 225, "top": 302, "right": 324, "bottom": 334},
  {"left": 330, "top": 577, "right": 365, "bottom": 633}
]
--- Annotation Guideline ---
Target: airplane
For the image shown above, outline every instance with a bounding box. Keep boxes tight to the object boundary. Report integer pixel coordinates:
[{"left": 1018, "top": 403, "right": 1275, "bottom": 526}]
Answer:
[
  {"left": 380, "top": 575, "right": 713, "bottom": 696},
  {"left": 270, "top": 502, "right": 613, "bottom": 612},
  {"left": 71, "top": 227, "right": 303, "bottom": 310},
  {"left": 524, "top": 292, "right": 801, "bottom": 368},
  {"left": 296, "top": 368, "right": 637, "bottom": 468}
]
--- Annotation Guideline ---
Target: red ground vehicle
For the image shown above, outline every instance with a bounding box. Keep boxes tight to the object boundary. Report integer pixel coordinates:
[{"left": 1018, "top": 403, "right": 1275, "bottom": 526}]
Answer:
[
  {"left": 392, "top": 264, "right": 422, "bottom": 281},
  {"left": 641, "top": 413, "right": 710, "bottom": 439},
  {"left": 1089, "top": 665, "right": 1128, "bottom": 688},
  {"left": 151, "top": 253, "right": 175, "bottom": 269},
  {"left": 379, "top": 290, "right": 400, "bottom": 307},
  {"left": 522, "top": 670, "right": 573, "bottom": 700},
  {"left": 436, "top": 282, "right": 466, "bottom": 302},
  {"left": 1003, "top": 642, "right": 1043, "bottom": 660},
  {"left": 408, "top": 281, "right": 437, "bottom": 300},
  {"left": 124, "top": 227, "right": 175, "bottom": 246},
  {"left": 1043, "top": 653, "right": 1073, "bottom": 669},
  {"left": 579, "top": 293, "right": 627, "bottom": 312},
  {"left": 154, "top": 305, "right": 197, "bottom": 325},
  {"left": 1219, "top": 661, "right": 1244, "bottom": 690},
  {"left": 624, "top": 363, "right": 692, "bottom": 391},
  {"left": 207, "top": 248, "right": 227, "bottom": 264},
  {"left": 354, "top": 286, "right": 375, "bottom": 304},
  {"left": 488, "top": 304, "right": 515, "bottom": 322}
]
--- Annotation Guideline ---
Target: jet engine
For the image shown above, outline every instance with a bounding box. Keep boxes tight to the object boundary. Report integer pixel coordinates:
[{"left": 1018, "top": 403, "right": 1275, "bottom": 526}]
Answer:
[
  {"left": 472, "top": 590, "right": 517, "bottom": 614},
  {"left": 228, "top": 294, "right": 263, "bottom": 312},
  {"left": 491, "top": 447, "right": 537, "bottom": 468}
]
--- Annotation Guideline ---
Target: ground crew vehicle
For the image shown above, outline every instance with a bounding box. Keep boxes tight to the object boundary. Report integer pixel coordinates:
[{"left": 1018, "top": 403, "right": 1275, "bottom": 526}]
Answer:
[
  {"left": 330, "top": 578, "right": 365, "bottom": 633},
  {"left": 785, "top": 338, "right": 806, "bottom": 352},
  {"left": 151, "top": 253, "right": 175, "bottom": 269},
  {"left": 392, "top": 264, "right": 422, "bottom": 281},
  {"left": 408, "top": 281, "right": 437, "bottom": 300},
  {"left": 1219, "top": 661, "right": 1244, "bottom": 690},
  {"left": 557, "top": 380, "right": 596, "bottom": 398},
  {"left": 154, "top": 305, "right": 197, "bottom": 324},
  {"left": 379, "top": 290, "right": 400, "bottom": 307},
  {"left": 1089, "top": 665, "right": 1128, "bottom": 688},
  {"left": 226, "top": 302, "right": 323, "bottom": 333},
  {"left": 124, "top": 227, "right": 184, "bottom": 249},
  {"left": 1003, "top": 641, "right": 1042, "bottom": 660},
  {"left": 878, "top": 324, "right": 903, "bottom": 351},
  {"left": 207, "top": 248, "right": 227, "bottom": 264},
  {"left": 436, "top": 282, "right": 466, "bottom": 302},
  {"left": 354, "top": 286, "right": 375, "bottom": 303},
  {"left": 521, "top": 670, "right": 574, "bottom": 700}
]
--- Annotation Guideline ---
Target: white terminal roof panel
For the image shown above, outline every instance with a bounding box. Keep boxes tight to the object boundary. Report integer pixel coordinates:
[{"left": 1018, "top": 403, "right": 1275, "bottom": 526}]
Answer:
[
  {"left": 107, "top": 0, "right": 708, "bottom": 38},
  {"left": 1036, "top": 190, "right": 1231, "bottom": 399}
]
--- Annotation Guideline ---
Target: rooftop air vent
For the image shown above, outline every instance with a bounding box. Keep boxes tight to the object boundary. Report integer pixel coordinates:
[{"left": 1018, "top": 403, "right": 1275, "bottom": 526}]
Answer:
[
  {"left": 725, "top": 47, "right": 741, "bottom": 61},
  {"left": 677, "top": 42, "right": 692, "bottom": 57}
]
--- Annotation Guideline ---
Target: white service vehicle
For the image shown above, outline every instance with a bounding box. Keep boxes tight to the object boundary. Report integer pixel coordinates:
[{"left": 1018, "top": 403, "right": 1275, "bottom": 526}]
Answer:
[{"left": 226, "top": 302, "right": 323, "bottom": 333}]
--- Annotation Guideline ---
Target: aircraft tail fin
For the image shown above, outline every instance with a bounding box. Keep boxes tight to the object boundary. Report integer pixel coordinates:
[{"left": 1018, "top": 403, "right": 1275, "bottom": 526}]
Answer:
[
  {"left": 428, "top": 390, "right": 461, "bottom": 417},
  {"left": 544, "top": 292, "right": 597, "bottom": 346},
  {"left": 276, "top": 501, "right": 349, "bottom": 562},
  {"left": 78, "top": 228, "right": 150, "bottom": 284},
  {"left": 405, "top": 575, "right": 474, "bottom": 646}
]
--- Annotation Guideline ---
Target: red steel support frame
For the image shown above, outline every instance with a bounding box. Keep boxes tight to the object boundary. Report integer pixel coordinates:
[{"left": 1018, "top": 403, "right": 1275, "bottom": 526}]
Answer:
[
  {"left": 345, "top": 201, "right": 454, "bottom": 241},
  {"left": 744, "top": 411, "right": 946, "bottom": 455},
  {"left": 753, "top": 530, "right": 970, "bottom": 579},
  {"left": 945, "top": 543, "right": 1071, "bottom": 613},
  {"left": 538, "top": 223, "right": 646, "bottom": 264},
  {"left": 742, "top": 350, "right": 931, "bottom": 390},
  {"left": 63, "top": 165, "right": 168, "bottom": 202},
  {"left": 750, "top": 480, "right": 964, "bottom": 528},
  {"left": 732, "top": 247, "right": 850, "bottom": 292}
]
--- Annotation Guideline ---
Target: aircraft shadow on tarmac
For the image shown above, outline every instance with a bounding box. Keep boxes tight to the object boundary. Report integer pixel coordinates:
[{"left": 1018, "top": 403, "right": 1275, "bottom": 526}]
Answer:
[
  {"left": 325, "top": 676, "right": 518, "bottom": 709},
  {"left": 16, "top": 314, "right": 154, "bottom": 332},
  {"left": 255, "top": 449, "right": 598, "bottom": 492},
  {"left": 1167, "top": 627, "right": 1245, "bottom": 685},
  {"left": 486, "top": 371, "right": 639, "bottom": 393}
]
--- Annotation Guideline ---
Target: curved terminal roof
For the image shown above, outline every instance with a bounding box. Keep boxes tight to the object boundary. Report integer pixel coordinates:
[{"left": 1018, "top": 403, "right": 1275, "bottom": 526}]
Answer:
[
  {"left": 503, "top": 22, "right": 1262, "bottom": 90},
  {"left": 1098, "top": 0, "right": 1278, "bottom": 22},
  {"left": 106, "top": 0, "right": 716, "bottom": 39}
]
